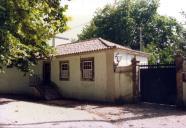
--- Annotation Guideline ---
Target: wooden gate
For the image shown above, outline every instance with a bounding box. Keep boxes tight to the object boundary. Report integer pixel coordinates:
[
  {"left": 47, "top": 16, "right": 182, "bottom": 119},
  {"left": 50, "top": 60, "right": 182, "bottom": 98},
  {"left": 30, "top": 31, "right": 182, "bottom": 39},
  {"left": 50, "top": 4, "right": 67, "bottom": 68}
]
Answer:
[{"left": 139, "top": 64, "right": 177, "bottom": 105}]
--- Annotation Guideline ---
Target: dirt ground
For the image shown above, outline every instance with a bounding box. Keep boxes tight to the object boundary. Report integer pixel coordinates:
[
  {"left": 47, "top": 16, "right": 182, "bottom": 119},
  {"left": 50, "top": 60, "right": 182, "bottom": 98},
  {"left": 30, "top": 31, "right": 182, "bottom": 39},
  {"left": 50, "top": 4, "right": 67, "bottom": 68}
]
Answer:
[{"left": 0, "top": 97, "right": 186, "bottom": 128}]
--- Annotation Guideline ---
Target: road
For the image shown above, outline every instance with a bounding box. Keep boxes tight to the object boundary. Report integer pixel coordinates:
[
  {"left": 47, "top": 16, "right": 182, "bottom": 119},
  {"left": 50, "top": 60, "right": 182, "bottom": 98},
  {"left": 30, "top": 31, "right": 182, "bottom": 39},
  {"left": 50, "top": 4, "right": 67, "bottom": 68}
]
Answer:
[{"left": 0, "top": 97, "right": 186, "bottom": 128}]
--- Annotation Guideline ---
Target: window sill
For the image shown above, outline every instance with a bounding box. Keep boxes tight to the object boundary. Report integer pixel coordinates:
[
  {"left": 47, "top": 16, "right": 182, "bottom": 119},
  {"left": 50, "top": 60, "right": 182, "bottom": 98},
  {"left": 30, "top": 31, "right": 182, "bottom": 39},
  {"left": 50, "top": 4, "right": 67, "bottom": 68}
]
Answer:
[
  {"left": 81, "top": 79, "right": 94, "bottom": 81},
  {"left": 59, "top": 78, "right": 70, "bottom": 81}
]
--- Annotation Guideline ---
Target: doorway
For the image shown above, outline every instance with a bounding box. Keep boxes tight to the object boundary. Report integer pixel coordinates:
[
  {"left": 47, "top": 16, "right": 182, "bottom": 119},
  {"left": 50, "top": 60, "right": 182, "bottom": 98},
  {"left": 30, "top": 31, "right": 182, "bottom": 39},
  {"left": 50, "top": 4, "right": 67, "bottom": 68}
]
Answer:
[{"left": 43, "top": 62, "right": 51, "bottom": 85}]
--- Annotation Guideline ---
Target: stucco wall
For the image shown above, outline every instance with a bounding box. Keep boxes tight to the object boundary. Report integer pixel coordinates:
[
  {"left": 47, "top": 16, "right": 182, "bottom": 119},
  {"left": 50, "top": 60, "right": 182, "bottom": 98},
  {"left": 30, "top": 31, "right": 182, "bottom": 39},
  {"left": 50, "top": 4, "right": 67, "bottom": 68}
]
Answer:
[
  {"left": 182, "top": 60, "right": 186, "bottom": 105},
  {"left": 32, "top": 61, "right": 43, "bottom": 81},
  {"left": 114, "top": 66, "right": 133, "bottom": 102},
  {"left": 114, "top": 49, "right": 148, "bottom": 66},
  {"left": 113, "top": 49, "right": 148, "bottom": 102},
  {"left": 0, "top": 49, "right": 146, "bottom": 102},
  {"left": 183, "top": 83, "right": 186, "bottom": 105},
  {"left": 51, "top": 51, "right": 109, "bottom": 101},
  {"left": 105, "top": 50, "right": 116, "bottom": 101},
  {"left": 51, "top": 49, "right": 136, "bottom": 102},
  {"left": 0, "top": 68, "right": 30, "bottom": 94},
  {"left": 0, "top": 62, "right": 42, "bottom": 95},
  {"left": 136, "top": 56, "right": 148, "bottom": 64}
]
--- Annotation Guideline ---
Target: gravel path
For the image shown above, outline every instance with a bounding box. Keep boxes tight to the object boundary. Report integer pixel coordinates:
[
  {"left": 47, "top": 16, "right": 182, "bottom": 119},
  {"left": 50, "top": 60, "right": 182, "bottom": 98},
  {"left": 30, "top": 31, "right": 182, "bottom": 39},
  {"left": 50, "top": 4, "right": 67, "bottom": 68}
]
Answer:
[{"left": 0, "top": 98, "right": 186, "bottom": 128}]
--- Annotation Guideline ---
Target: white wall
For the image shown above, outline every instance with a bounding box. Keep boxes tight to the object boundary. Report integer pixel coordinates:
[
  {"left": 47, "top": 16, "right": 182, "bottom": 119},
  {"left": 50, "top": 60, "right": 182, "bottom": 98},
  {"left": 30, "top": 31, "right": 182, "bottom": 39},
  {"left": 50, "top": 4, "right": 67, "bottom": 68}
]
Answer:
[
  {"left": 0, "top": 68, "right": 30, "bottom": 94},
  {"left": 114, "top": 50, "right": 148, "bottom": 66},
  {"left": 51, "top": 51, "right": 109, "bottom": 101},
  {"left": 0, "top": 62, "right": 42, "bottom": 96},
  {"left": 114, "top": 67, "right": 133, "bottom": 102},
  {"left": 136, "top": 56, "right": 148, "bottom": 65}
]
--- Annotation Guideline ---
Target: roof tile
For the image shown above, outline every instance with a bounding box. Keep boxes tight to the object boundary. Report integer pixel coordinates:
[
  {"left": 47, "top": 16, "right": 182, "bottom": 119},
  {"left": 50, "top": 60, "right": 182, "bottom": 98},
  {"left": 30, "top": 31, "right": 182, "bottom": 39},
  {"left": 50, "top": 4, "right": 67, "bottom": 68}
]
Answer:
[{"left": 56, "top": 38, "right": 149, "bottom": 56}]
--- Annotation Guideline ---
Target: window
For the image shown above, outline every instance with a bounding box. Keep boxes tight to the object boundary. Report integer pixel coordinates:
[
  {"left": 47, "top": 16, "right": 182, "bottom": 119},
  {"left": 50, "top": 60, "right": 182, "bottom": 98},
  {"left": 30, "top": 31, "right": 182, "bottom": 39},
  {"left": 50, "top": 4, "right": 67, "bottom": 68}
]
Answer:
[
  {"left": 81, "top": 58, "right": 94, "bottom": 81},
  {"left": 59, "top": 61, "right": 69, "bottom": 80}
]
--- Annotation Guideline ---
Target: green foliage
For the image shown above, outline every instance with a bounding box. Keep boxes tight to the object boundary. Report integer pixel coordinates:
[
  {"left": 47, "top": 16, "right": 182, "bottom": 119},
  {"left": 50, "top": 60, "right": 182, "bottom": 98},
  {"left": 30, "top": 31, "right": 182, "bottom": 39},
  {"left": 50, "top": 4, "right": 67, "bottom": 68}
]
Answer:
[
  {"left": 78, "top": 0, "right": 159, "bottom": 48},
  {"left": 144, "top": 43, "right": 175, "bottom": 64},
  {"left": 78, "top": 0, "right": 183, "bottom": 64},
  {"left": 0, "top": 0, "right": 68, "bottom": 72},
  {"left": 180, "top": 11, "right": 186, "bottom": 55}
]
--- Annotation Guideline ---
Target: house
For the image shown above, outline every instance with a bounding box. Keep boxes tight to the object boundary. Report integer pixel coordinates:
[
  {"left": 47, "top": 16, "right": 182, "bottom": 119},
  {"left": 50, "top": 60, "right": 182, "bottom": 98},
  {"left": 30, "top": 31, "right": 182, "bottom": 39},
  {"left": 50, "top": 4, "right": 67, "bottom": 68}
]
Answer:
[{"left": 0, "top": 38, "right": 149, "bottom": 102}]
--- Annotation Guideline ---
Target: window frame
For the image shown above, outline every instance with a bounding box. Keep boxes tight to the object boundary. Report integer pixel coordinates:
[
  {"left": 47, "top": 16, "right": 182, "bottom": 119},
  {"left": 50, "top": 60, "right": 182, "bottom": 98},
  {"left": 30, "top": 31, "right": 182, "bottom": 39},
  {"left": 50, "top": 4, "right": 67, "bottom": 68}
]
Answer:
[
  {"left": 59, "top": 60, "right": 70, "bottom": 81},
  {"left": 80, "top": 57, "right": 94, "bottom": 81}
]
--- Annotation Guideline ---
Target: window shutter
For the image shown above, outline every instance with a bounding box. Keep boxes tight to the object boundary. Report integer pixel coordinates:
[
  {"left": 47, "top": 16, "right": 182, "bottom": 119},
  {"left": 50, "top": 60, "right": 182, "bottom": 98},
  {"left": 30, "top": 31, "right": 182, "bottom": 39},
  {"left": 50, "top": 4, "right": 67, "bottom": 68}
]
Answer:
[{"left": 80, "top": 57, "right": 94, "bottom": 81}]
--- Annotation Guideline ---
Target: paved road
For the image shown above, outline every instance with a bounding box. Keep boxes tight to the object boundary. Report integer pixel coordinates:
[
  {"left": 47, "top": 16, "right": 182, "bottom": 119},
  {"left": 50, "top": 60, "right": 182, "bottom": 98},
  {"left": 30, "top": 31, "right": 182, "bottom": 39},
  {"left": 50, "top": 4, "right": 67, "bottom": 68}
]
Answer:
[{"left": 0, "top": 97, "right": 186, "bottom": 128}]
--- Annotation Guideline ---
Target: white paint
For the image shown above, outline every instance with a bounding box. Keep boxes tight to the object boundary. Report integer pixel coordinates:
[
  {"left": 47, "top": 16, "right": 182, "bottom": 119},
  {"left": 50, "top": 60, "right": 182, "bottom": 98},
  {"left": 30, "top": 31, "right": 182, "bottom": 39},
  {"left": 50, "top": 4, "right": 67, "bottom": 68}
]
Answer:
[
  {"left": 114, "top": 50, "right": 148, "bottom": 66},
  {"left": 136, "top": 56, "right": 148, "bottom": 65},
  {"left": 51, "top": 51, "right": 109, "bottom": 102},
  {"left": 0, "top": 62, "right": 43, "bottom": 96},
  {"left": 115, "top": 72, "right": 133, "bottom": 101}
]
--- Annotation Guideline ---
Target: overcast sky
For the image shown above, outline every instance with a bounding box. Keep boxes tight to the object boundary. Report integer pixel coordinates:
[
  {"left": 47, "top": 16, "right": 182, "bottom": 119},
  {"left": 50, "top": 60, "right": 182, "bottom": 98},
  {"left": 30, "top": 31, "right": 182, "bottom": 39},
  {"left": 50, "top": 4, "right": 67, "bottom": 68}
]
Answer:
[{"left": 59, "top": 0, "right": 186, "bottom": 40}]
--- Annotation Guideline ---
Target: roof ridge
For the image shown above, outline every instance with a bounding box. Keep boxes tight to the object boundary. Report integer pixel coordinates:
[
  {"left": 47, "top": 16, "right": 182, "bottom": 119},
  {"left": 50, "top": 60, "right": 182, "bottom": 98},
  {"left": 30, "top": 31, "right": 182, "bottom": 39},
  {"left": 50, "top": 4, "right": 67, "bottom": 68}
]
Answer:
[
  {"left": 98, "top": 38, "right": 149, "bottom": 56},
  {"left": 98, "top": 38, "right": 115, "bottom": 48},
  {"left": 101, "top": 38, "right": 134, "bottom": 50},
  {"left": 56, "top": 37, "right": 100, "bottom": 47},
  {"left": 55, "top": 37, "right": 150, "bottom": 57}
]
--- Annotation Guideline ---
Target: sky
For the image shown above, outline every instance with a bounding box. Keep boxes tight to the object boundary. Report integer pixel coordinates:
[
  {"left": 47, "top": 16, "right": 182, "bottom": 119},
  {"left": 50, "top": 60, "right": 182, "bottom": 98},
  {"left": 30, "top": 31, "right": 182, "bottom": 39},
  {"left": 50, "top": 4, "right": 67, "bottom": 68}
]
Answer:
[{"left": 57, "top": 0, "right": 186, "bottom": 43}]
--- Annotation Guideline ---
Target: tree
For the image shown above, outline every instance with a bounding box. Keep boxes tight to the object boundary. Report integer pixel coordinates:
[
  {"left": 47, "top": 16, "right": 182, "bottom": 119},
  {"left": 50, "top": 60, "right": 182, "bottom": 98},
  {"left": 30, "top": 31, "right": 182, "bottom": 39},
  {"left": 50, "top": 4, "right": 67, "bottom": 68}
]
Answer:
[
  {"left": 180, "top": 11, "right": 186, "bottom": 55},
  {"left": 78, "top": 0, "right": 183, "bottom": 64},
  {"left": 144, "top": 42, "right": 175, "bottom": 64},
  {"left": 0, "top": 0, "right": 68, "bottom": 72}
]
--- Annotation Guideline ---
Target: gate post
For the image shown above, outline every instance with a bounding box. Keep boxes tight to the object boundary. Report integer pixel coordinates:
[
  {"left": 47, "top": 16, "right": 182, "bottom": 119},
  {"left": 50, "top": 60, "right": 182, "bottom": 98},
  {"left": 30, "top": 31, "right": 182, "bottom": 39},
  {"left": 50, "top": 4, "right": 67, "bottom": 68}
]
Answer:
[
  {"left": 131, "top": 57, "right": 140, "bottom": 102},
  {"left": 175, "top": 54, "right": 184, "bottom": 107}
]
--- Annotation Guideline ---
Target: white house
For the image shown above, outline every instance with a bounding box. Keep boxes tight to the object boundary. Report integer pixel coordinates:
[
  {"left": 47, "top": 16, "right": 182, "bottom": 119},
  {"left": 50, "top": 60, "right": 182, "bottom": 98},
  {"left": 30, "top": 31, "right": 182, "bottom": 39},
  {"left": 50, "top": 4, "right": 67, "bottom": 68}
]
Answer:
[{"left": 0, "top": 38, "right": 149, "bottom": 102}]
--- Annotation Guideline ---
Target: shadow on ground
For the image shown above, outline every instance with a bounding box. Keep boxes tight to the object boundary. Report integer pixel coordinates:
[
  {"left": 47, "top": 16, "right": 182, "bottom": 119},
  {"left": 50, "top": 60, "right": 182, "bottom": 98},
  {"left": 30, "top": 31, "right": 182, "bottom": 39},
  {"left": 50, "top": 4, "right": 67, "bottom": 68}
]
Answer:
[
  {"left": 35, "top": 98, "right": 186, "bottom": 124},
  {"left": 0, "top": 95, "right": 186, "bottom": 127}
]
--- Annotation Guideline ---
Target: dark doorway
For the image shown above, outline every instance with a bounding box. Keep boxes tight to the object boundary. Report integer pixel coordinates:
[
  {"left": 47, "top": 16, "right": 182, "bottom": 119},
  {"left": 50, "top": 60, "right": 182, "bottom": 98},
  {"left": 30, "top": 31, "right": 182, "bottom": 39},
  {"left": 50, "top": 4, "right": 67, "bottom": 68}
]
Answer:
[
  {"left": 43, "top": 62, "right": 51, "bottom": 84},
  {"left": 139, "top": 64, "right": 177, "bottom": 105}
]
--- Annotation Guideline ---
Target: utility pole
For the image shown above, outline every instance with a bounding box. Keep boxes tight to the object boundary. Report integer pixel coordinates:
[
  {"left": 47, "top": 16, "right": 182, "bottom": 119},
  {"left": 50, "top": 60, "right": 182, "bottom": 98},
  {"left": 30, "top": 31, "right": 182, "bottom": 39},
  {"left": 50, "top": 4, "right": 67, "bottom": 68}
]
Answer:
[
  {"left": 139, "top": 26, "right": 144, "bottom": 51},
  {"left": 114, "top": 0, "right": 117, "bottom": 4},
  {"left": 113, "top": 0, "right": 117, "bottom": 7},
  {"left": 52, "top": 36, "right": 70, "bottom": 47}
]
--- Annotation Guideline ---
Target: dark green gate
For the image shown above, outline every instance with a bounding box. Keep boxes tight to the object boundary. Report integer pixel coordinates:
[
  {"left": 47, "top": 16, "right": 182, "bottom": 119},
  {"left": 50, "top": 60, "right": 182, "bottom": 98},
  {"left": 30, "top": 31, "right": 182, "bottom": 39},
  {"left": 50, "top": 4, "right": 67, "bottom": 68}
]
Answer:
[{"left": 139, "top": 64, "right": 177, "bottom": 105}]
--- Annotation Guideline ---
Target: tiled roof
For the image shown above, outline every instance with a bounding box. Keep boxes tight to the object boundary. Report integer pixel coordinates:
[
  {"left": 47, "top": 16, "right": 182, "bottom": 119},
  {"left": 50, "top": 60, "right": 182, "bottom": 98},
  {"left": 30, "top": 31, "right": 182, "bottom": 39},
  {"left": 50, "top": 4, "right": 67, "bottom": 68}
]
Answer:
[{"left": 56, "top": 38, "right": 149, "bottom": 56}]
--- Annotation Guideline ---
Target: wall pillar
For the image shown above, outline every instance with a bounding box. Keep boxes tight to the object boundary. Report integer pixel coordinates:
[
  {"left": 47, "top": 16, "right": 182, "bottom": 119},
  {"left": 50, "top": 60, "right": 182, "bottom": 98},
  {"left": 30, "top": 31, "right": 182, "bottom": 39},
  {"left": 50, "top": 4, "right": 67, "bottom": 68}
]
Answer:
[
  {"left": 106, "top": 50, "right": 116, "bottom": 102},
  {"left": 131, "top": 57, "right": 140, "bottom": 102},
  {"left": 175, "top": 54, "right": 184, "bottom": 107}
]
